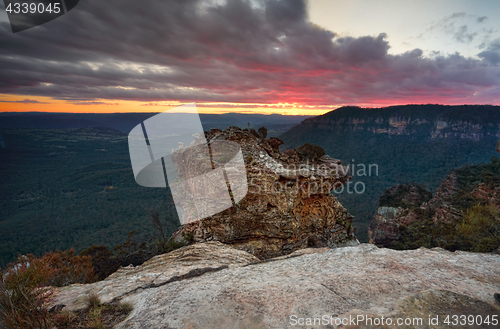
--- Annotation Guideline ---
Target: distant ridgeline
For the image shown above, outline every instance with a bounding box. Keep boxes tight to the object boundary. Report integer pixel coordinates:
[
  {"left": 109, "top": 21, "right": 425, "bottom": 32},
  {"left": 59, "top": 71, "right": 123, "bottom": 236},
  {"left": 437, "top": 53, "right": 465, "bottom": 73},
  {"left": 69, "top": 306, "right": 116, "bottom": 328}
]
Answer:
[
  {"left": 0, "top": 112, "right": 313, "bottom": 137},
  {"left": 280, "top": 104, "right": 500, "bottom": 241}
]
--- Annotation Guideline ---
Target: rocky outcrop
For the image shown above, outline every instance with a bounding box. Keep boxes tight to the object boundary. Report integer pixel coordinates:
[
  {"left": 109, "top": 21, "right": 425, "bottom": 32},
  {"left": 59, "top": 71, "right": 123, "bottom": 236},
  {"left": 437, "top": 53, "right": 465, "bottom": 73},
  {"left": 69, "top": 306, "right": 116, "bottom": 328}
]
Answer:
[
  {"left": 368, "top": 206, "right": 405, "bottom": 245},
  {"left": 368, "top": 184, "right": 432, "bottom": 245},
  {"left": 369, "top": 157, "right": 500, "bottom": 248},
  {"left": 51, "top": 241, "right": 259, "bottom": 310},
  {"left": 50, "top": 242, "right": 500, "bottom": 329},
  {"left": 170, "top": 126, "right": 358, "bottom": 259}
]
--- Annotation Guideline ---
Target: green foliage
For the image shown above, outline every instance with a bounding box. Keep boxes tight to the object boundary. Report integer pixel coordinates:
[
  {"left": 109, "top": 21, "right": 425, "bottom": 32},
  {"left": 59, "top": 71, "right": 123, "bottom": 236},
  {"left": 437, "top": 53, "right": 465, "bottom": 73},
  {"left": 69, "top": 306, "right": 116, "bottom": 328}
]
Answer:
[
  {"left": 280, "top": 105, "right": 500, "bottom": 242},
  {"left": 295, "top": 143, "right": 325, "bottom": 161},
  {"left": 162, "top": 238, "right": 188, "bottom": 254},
  {"left": 52, "top": 292, "right": 131, "bottom": 329},
  {"left": 391, "top": 203, "right": 500, "bottom": 252},
  {"left": 378, "top": 184, "right": 432, "bottom": 208},
  {"left": 458, "top": 204, "right": 500, "bottom": 252},
  {"left": 387, "top": 157, "right": 500, "bottom": 252}
]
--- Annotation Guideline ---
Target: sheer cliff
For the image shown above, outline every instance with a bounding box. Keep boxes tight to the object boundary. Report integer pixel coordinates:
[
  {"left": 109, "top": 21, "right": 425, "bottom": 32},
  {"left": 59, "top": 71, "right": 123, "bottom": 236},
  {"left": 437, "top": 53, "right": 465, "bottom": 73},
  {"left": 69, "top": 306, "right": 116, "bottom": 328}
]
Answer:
[{"left": 280, "top": 104, "right": 500, "bottom": 242}]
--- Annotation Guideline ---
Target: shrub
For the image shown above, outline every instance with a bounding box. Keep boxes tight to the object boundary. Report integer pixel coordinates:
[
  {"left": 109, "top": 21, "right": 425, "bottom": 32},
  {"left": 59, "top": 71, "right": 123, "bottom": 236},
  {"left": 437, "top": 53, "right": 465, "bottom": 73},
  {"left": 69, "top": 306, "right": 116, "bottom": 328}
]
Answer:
[
  {"left": 117, "top": 301, "right": 133, "bottom": 312},
  {"left": 458, "top": 204, "right": 500, "bottom": 252},
  {"left": 85, "top": 292, "right": 102, "bottom": 310},
  {"left": 0, "top": 254, "right": 56, "bottom": 329},
  {"left": 45, "top": 249, "right": 95, "bottom": 287},
  {"left": 258, "top": 126, "right": 267, "bottom": 139},
  {"left": 296, "top": 143, "right": 325, "bottom": 161},
  {"left": 249, "top": 128, "right": 260, "bottom": 138},
  {"left": 80, "top": 245, "right": 120, "bottom": 281}
]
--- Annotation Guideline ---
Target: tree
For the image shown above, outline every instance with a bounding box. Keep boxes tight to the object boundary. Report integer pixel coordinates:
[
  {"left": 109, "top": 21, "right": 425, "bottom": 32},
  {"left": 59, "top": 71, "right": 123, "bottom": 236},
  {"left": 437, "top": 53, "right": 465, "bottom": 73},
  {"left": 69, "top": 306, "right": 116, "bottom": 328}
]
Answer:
[
  {"left": 258, "top": 126, "right": 268, "bottom": 139},
  {"left": 296, "top": 143, "right": 325, "bottom": 161}
]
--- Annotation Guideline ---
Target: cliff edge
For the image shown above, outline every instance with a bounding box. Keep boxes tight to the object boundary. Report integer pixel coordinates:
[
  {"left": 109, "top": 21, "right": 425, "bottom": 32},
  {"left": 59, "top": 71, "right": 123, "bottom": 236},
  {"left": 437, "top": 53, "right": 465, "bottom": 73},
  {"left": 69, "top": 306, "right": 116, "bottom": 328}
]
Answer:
[{"left": 51, "top": 242, "right": 500, "bottom": 328}]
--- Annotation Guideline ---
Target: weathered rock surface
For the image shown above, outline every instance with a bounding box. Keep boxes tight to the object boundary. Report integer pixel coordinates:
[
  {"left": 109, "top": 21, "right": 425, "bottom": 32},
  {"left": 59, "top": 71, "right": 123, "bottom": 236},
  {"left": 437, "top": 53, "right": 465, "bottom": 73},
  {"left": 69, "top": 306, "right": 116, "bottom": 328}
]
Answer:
[
  {"left": 368, "top": 206, "right": 404, "bottom": 245},
  {"left": 51, "top": 242, "right": 500, "bottom": 329},
  {"left": 171, "top": 126, "right": 358, "bottom": 259},
  {"left": 51, "top": 242, "right": 258, "bottom": 311}
]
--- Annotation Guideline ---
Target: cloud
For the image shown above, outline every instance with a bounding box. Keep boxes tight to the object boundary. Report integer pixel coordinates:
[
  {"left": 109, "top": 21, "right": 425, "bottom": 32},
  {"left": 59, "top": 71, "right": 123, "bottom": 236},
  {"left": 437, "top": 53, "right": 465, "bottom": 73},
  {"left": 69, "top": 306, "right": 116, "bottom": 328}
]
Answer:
[
  {"left": 423, "top": 12, "right": 493, "bottom": 44},
  {"left": 141, "top": 103, "right": 161, "bottom": 106},
  {"left": 73, "top": 101, "right": 119, "bottom": 105},
  {"left": 0, "top": 99, "right": 49, "bottom": 104},
  {"left": 453, "top": 25, "right": 477, "bottom": 43},
  {"left": 478, "top": 38, "right": 500, "bottom": 65},
  {"left": 0, "top": 0, "right": 499, "bottom": 107},
  {"left": 477, "top": 16, "right": 488, "bottom": 23}
]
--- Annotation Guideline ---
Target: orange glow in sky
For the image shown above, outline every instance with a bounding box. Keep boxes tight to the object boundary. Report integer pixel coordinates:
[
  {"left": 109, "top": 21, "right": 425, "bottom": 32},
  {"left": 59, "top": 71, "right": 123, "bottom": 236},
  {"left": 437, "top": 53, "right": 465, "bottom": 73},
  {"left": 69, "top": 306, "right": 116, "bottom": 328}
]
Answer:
[{"left": 0, "top": 94, "right": 337, "bottom": 116}]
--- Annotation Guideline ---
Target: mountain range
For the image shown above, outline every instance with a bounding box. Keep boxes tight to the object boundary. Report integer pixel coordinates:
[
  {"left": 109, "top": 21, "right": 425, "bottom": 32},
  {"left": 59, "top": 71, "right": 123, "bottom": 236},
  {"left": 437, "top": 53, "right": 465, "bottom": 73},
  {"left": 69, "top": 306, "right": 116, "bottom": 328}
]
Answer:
[{"left": 280, "top": 104, "right": 500, "bottom": 241}]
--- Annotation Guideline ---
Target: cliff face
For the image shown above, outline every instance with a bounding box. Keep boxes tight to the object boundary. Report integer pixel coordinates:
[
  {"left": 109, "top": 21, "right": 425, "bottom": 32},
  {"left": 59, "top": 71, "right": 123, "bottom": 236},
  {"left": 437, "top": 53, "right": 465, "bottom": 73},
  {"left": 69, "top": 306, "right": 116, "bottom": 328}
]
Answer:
[
  {"left": 368, "top": 158, "right": 500, "bottom": 251},
  {"left": 171, "top": 127, "right": 358, "bottom": 259},
  {"left": 279, "top": 105, "right": 500, "bottom": 244},
  {"left": 50, "top": 242, "right": 500, "bottom": 329},
  {"left": 368, "top": 184, "right": 433, "bottom": 245},
  {"left": 288, "top": 105, "right": 500, "bottom": 141}
]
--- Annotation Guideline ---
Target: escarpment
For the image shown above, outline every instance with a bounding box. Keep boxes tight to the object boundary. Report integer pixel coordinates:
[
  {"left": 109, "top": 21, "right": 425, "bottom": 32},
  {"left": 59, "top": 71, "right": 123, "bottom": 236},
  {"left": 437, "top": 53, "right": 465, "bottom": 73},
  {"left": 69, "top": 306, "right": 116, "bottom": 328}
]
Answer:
[{"left": 171, "top": 126, "right": 358, "bottom": 259}]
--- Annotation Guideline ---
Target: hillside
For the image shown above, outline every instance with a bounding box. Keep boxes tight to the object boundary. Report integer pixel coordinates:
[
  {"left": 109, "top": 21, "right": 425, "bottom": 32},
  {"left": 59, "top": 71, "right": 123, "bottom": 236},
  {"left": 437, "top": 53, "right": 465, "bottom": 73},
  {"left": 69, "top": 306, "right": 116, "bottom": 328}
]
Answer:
[
  {"left": 280, "top": 104, "right": 500, "bottom": 241},
  {"left": 369, "top": 157, "right": 500, "bottom": 252}
]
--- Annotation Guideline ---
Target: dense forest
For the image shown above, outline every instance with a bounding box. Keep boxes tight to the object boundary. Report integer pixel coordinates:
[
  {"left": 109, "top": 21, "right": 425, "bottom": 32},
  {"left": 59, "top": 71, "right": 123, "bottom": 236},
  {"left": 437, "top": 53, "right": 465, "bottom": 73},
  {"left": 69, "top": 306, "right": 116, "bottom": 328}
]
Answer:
[
  {"left": 0, "top": 113, "right": 311, "bottom": 267},
  {"left": 280, "top": 105, "right": 500, "bottom": 241},
  {"left": 2, "top": 105, "right": 500, "bottom": 266},
  {"left": 0, "top": 128, "right": 180, "bottom": 267}
]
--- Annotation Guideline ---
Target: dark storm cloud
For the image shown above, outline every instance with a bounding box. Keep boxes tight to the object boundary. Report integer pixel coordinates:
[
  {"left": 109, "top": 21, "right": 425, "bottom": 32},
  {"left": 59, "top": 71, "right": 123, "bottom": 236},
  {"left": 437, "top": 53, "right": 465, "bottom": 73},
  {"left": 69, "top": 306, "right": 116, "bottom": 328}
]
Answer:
[{"left": 0, "top": 0, "right": 499, "bottom": 106}]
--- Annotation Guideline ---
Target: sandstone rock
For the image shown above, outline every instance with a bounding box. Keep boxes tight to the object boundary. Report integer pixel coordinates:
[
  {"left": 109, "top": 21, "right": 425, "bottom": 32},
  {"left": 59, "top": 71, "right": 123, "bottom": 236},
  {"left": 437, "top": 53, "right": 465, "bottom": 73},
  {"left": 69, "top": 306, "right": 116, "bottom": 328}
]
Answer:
[
  {"left": 171, "top": 126, "right": 357, "bottom": 259},
  {"left": 368, "top": 206, "right": 404, "bottom": 245},
  {"left": 368, "top": 184, "right": 432, "bottom": 245},
  {"left": 50, "top": 241, "right": 258, "bottom": 311},
  {"left": 50, "top": 242, "right": 500, "bottom": 329}
]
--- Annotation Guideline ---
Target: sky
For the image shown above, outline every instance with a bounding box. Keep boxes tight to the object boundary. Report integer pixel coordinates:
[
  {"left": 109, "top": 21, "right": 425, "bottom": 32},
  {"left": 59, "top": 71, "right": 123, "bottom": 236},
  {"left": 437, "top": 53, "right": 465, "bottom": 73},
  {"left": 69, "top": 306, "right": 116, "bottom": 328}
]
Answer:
[{"left": 0, "top": 0, "right": 499, "bottom": 115}]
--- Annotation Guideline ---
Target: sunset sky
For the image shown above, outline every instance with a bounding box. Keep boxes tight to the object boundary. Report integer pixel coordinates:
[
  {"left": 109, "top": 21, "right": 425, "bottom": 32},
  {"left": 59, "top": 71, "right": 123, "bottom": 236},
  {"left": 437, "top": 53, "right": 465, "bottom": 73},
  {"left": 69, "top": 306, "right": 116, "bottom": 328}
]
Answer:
[{"left": 1, "top": 0, "right": 499, "bottom": 115}]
